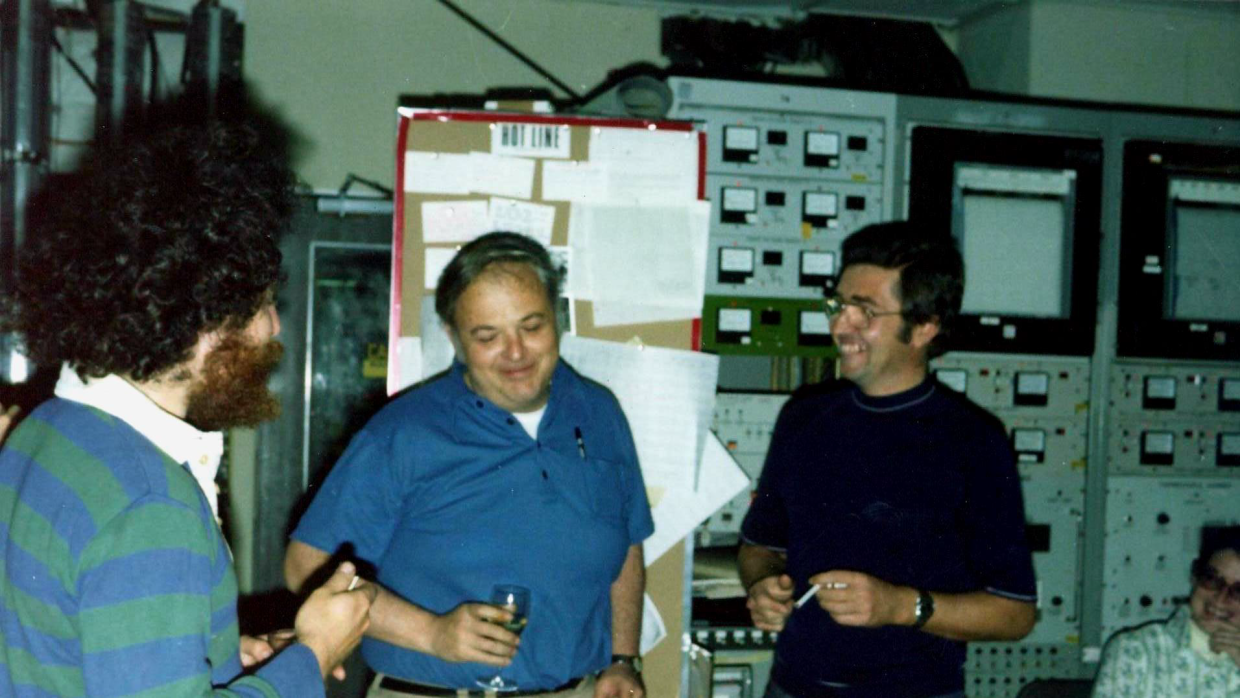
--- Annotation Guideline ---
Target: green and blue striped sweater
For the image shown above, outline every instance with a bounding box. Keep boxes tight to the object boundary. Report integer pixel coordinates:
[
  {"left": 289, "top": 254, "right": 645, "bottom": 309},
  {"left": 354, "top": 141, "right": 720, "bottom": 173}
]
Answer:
[{"left": 1, "top": 398, "right": 322, "bottom": 697}]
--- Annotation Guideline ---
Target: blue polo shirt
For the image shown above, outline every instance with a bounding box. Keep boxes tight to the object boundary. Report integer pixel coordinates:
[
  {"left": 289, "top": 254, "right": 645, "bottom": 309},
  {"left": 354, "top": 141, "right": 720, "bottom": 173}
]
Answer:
[
  {"left": 742, "top": 378, "right": 1037, "bottom": 698},
  {"left": 292, "top": 359, "right": 654, "bottom": 689}
]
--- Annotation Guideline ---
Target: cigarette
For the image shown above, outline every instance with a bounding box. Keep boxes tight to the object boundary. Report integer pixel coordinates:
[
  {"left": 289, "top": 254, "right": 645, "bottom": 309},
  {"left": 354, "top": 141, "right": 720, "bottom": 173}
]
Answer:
[
  {"left": 794, "top": 584, "right": 819, "bottom": 608},
  {"left": 795, "top": 581, "right": 849, "bottom": 608},
  {"left": 347, "top": 575, "right": 361, "bottom": 591}
]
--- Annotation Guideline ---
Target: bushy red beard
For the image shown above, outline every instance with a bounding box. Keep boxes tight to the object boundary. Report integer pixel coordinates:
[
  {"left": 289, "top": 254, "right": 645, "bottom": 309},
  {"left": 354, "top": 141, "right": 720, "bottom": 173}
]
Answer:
[{"left": 184, "top": 333, "right": 284, "bottom": 431}]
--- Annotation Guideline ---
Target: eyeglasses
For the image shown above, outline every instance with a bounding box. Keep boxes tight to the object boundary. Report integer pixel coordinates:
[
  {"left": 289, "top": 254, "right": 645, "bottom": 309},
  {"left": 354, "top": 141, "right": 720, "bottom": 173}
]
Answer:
[
  {"left": 1193, "top": 560, "right": 1240, "bottom": 603},
  {"left": 823, "top": 295, "right": 903, "bottom": 330}
]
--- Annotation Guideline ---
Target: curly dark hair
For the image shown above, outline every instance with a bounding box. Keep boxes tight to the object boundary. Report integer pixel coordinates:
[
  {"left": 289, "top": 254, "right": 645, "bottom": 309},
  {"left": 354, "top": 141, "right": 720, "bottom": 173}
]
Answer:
[
  {"left": 840, "top": 220, "right": 964, "bottom": 359},
  {"left": 6, "top": 110, "right": 293, "bottom": 382}
]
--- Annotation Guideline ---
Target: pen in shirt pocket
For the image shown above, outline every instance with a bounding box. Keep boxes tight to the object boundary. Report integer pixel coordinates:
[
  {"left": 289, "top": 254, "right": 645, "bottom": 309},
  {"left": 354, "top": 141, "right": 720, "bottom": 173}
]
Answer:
[{"left": 574, "top": 427, "right": 587, "bottom": 460}]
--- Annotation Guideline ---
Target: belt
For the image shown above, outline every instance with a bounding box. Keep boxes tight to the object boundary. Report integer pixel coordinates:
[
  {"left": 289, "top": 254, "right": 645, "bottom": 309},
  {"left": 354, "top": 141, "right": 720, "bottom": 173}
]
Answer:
[{"left": 378, "top": 675, "right": 583, "bottom": 697}]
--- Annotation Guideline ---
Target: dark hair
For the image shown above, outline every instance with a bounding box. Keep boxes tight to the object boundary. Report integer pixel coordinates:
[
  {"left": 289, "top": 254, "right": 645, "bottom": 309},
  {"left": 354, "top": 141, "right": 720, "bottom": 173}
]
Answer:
[
  {"left": 5, "top": 111, "right": 292, "bottom": 382},
  {"left": 434, "top": 232, "right": 560, "bottom": 328},
  {"left": 1197, "top": 525, "right": 1240, "bottom": 568},
  {"left": 840, "top": 220, "right": 964, "bottom": 358}
]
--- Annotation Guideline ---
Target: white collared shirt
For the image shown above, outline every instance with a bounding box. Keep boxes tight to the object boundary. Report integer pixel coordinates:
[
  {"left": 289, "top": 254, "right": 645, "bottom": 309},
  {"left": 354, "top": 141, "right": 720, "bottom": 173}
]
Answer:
[{"left": 54, "top": 365, "right": 226, "bottom": 520}]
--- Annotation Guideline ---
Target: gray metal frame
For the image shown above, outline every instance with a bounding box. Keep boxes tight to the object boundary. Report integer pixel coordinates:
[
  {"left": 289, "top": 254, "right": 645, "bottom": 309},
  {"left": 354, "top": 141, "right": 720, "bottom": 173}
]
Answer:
[
  {"left": 675, "top": 75, "right": 1240, "bottom": 696},
  {"left": 300, "top": 240, "right": 392, "bottom": 491},
  {"left": 248, "top": 198, "right": 393, "bottom": 594}
]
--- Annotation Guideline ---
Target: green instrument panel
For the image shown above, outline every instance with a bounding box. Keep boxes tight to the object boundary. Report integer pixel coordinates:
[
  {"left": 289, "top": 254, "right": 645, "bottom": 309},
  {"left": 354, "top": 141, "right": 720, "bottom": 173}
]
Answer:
[{"left": 702, "top": 296, "right": 839, "bottom": 358}]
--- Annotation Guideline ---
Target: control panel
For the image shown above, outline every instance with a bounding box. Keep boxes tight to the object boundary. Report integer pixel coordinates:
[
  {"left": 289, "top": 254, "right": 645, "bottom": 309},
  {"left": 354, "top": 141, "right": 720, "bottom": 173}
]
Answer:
[
  {"left": 1020, "top": 476, "right": 1085, "bottom": 645},
  {"left": 1107, "top": 361, "right": 1240, "bottom": 475},
  {"left": 709, "top": 174, "right": 882, "bottom": 300},
  {"left": 703, "top": 297, "right": 834, "bottom": 357},
  {"left": 930, "top": 353, "right": 1091, "bottom": 693},
  {"left": 1100, "top": 477, "right": 1239, "bottom": 640},
  {"left": 701, "top": 391, "right": 792, "bottom": 545},
  {"left": 669, "top": 77, "right": 895, "bottom": 355}
]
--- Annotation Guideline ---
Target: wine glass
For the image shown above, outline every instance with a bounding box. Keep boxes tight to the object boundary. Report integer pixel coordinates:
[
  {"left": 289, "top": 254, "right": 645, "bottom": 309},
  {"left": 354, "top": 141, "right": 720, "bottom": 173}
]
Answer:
[{"left": 476, "top": 584, "right": 530, "bottom": 693}]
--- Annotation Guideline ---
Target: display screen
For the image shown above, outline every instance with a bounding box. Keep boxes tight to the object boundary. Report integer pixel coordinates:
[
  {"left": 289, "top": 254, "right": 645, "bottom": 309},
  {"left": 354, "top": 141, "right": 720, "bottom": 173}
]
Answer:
[
  {"left": 1117, "top": 142, "right": 1240, "bottom": 360},
  {"left": 909, "top": 126, "right": 1102, "bottom": 355},
  {"left": 1167, "top": 196, "right": 1240, "bottom": 323},
  {"left": 954, "top": 165, "right": 1074, "bottom": 319}
]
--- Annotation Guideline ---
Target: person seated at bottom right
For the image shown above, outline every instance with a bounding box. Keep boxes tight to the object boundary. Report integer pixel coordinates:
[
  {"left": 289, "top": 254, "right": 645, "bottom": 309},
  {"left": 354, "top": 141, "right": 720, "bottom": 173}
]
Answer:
[{"left": 1092, "top": 525, "right": 1240, "bottom": 697}]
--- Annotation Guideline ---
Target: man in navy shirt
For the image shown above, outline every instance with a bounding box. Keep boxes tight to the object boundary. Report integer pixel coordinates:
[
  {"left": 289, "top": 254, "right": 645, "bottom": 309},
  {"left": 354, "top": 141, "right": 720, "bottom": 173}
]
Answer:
[
  {"left": 285, "top": 232, "right": 652, "bottom": 698},
  {"left": 739, "top": 221, "right": 1037, "bottom": 698}
]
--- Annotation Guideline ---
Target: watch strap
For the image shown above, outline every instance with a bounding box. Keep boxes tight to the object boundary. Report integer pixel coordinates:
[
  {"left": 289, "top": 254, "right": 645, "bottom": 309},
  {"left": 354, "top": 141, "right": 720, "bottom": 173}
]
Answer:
[
  {"left": 610, "top": 654, "right": 643, "bottom": 674},
  {"left": 912, "top": 588, "right": 934, "bottom": 629}
]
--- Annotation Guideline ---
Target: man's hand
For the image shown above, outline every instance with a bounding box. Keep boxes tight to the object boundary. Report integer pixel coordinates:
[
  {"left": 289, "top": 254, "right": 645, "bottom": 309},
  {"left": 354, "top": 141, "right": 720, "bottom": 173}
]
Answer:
[
  {"left": 0, "top": 403, "right": 19, "bottom": 444},
  {"left": 594, "top": 662, "right": 643, "bottom": 698},
  {"left": 808, "top": 570, "right": 913, "bottom": 628},
  {"left": 240, "top": 629, "right": 297, "bottom": 669},
  {"left": 1209, "top": 620, "right": 1240, "bottom": 669},
  {"left": 746, "top": 573, "right": 795, "bottom": 632},
  {"left": 295, "top": 561, "right": 377, "bottom": 680},
  {"left": 239, "top": 634, "right": 275, "bottom": 668},
  {"left": 426, "top": 602, "right": 521, "bottom": 666}
]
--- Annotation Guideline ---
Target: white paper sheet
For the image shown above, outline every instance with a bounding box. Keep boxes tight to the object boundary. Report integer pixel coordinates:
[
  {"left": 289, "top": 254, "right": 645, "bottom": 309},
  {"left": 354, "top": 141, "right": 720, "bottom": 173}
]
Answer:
[
  {"left": 392, "top": 336, "right": 423, "bottom": 395},
  {"left": 639, "top": 593, "right": 667, "bottom": 655},
  {"left": 566, "top": 204, "right": 595, "bottom": 299},
  {"left": 491, "top": 122, "right": 571, "bottom": 159},
  {"left": 642, "top": 434, "right": 751, "bottom": 564},
  {"left": 468, "top": 152, "right": 535, "bottom": 200},
  {"left": 404, "top": 151, "right": 473, "bottom": 194},
  {"left": 541, "top": 160, "right": 610, "bottom": 202},
  {"left": 589, "top": 128, "right": 699, "bottom": 206},
  {"left": 420, "top": 296, "right": 456, "bottom": 380},
  {"left": 581, "top": 201, "right": 711, "bottom": 326},
  {"left": 559, "top": 335, "right": 719, "bottom": 495},
  {"left": 488, "top": 197, "right": 556, "bottom": 247},
  {"left": 423, "top": 247, "right": 457, "bottom": 290},
  {"left": 421, "top": 200, "right": 491, "bottom": 243},
  {"left": 592, "top": 303, "right": 699, "bottom": 327}
]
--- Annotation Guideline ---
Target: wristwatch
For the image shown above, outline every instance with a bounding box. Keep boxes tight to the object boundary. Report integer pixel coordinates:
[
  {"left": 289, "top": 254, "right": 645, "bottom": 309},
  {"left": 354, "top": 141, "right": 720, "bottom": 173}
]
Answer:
[
  {"left": 912, "top": 589, "right": 935, "bottom": 629},
  {"left": 610, "top": 654, "right": 643, "bottom": 674}
]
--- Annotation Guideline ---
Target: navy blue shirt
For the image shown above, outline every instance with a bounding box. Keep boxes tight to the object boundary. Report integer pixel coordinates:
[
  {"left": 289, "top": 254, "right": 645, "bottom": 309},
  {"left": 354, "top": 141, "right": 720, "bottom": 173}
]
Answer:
[
  {"left": 742, "top": 378, "right": 1036, "bottom": 698},
  {"left": 292, "top": 360, "right": 654, "bottom": 689}
]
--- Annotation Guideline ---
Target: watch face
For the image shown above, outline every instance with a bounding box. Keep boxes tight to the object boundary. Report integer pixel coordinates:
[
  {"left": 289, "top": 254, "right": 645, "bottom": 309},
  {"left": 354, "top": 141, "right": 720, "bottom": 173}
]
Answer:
[
  {"left": 613, "top": 655, "right": 642, "bottom": 673},
  {"left": 915, "top": 590, "right": 934, "bottom": 626}
]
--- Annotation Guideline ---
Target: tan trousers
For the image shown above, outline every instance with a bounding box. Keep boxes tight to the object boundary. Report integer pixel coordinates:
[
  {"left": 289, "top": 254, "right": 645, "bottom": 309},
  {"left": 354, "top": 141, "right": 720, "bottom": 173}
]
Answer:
[{"left": 367, "top": 673, "right": 596, "bottom": 698}]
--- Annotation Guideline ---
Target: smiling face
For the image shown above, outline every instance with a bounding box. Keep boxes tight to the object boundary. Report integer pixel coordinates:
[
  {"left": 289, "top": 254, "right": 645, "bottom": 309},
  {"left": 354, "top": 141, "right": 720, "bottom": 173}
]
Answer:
[
  {"left": 1190, "top": 548, "right": 1240, "bottom": 634},
  {"left": 830, "top": 264, "right": 939, "bottom": 397},
  {"left": 449, "top": 262, "right": 559, "bottom": 414}
]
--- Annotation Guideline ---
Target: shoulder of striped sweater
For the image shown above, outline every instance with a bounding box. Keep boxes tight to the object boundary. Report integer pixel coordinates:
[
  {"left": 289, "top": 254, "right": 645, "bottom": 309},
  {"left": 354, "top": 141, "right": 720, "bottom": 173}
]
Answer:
[{"left": 32, "top": 399, "right": 207, "bottom": 519}]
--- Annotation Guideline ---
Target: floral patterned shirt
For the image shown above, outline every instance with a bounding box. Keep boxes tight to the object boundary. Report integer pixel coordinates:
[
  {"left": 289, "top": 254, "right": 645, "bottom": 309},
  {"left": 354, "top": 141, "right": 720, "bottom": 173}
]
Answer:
[{"left": 1092, "top": 606, "right": 1240, "bottom": 697}]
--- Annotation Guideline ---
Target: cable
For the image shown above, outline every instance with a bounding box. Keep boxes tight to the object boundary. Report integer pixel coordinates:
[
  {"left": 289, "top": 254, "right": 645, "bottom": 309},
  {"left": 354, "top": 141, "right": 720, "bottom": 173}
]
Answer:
[
  {"left": 49, "top": 33, "right": 97, "bottom": 96},
  {"left": 433, "top": 0, "right": 581, "bottom": 102},
  {"left": 147, "top": 29, "right": 161, "bottom": 103},
  {"left": 338, "top": 173, "right": 393, "bottom": 199}
]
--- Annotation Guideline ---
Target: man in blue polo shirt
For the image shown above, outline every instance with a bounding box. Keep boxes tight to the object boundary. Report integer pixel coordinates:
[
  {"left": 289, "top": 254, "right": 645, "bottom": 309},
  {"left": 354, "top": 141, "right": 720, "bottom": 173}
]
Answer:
[
  {"left": 285, "top": 232, "right": 652, "bottom": 698},
  {"left": 739, "top": 221, "right": 1037, "bottom": 698}
]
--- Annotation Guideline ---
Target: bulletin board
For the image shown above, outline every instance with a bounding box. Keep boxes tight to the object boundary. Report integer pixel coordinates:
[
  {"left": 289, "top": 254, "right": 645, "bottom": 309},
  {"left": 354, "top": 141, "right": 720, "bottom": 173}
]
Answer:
[{"left": 391, "top": 107, "right": 709, "bottom": 697}]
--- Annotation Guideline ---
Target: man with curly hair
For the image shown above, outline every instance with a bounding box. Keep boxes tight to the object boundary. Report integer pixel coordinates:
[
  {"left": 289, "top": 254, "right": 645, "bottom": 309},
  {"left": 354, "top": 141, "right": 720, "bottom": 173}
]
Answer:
[{"left": 0, "top": 112, "right": 374, "bottom": 697}]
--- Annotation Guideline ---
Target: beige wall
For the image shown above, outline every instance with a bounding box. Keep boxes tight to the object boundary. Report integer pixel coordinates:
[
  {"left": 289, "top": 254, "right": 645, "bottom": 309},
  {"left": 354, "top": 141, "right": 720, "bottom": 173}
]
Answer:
[
  {"left": 955, "top": 3, "right": 1032, "bottom": 96},
  {"left": 240, "top": 1, "right": 1240, "bottom": 191},
  {"left": 1029, "top": 1, "right": 1240, "bottom": 110},
  {"left": 956, "top": 0, "right": 1240, "bottom": 110},
  {"left": 243, "top": 0, "right": 664, "bottom": 191}
]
